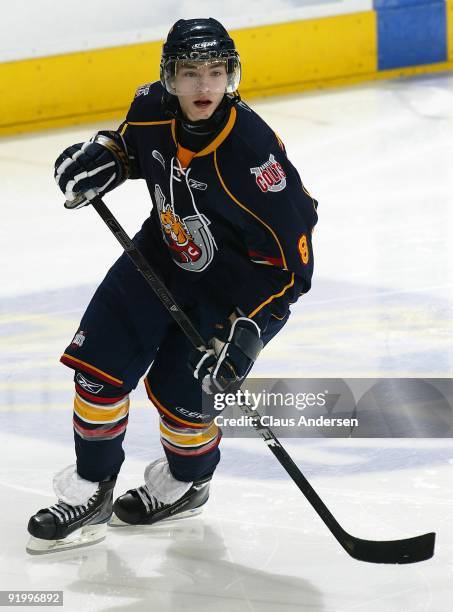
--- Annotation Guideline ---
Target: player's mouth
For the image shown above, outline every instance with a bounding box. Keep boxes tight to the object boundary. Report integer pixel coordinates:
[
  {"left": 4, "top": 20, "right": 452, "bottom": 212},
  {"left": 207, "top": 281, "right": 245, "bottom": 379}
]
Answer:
[{"left": 193, "top": 99, "right": 212, "bottom": 109}]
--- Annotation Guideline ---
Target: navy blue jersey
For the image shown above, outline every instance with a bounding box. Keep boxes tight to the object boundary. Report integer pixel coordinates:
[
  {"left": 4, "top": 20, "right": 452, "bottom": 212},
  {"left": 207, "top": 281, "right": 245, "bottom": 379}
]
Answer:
[{"left": 119, "top": 82, "right": 318, "bottom": 330}]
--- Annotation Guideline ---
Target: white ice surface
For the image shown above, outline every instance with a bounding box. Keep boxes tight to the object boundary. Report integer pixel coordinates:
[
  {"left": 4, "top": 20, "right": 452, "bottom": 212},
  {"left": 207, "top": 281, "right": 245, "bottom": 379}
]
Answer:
[{"left": 1, "top": 73, "right": 453, "bottom": 611}]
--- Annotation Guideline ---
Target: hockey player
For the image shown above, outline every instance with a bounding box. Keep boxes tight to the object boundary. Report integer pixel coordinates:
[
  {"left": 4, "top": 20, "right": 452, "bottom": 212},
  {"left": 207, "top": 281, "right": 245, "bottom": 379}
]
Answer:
[{"left": 26, "top": 18, "right": 318, "bottom": 554}]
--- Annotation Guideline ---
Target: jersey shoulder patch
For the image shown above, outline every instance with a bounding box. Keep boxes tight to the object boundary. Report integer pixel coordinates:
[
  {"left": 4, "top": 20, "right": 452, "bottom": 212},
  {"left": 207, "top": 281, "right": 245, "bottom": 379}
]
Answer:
[
  {"left": 126, "top": 81, "right": 167, "bottom": 123},
  {"left": 134, "top": 82, "right": 153, "bottom": 98},
  {"left": 225, "top": 104, "right": 297, "bottom": 198}
]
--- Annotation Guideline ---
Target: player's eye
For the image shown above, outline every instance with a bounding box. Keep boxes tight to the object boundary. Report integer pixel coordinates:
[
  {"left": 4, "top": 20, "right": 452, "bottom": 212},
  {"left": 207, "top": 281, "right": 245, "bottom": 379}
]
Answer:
[{"left": 183, "top": 71, "right": 197, "bottom": 77}]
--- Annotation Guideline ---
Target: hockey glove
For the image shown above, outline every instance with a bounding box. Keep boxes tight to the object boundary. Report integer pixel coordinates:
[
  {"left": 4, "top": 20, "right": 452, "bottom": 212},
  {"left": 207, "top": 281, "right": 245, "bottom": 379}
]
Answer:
[
  {"left": 54, "top": 131, "right": 130, "bottom": 208},
  {"left": 189, "top": 310, "right": 264, "bottom": 394}
]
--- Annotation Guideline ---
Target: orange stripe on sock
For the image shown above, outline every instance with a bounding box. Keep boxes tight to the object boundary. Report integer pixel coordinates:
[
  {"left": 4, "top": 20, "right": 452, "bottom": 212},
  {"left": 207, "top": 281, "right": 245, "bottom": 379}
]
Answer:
[
  {"left": 160, "top": 433, "right": 221, "bottom": 456},
  {"left": 74, "top": 393, "right": 129, "bottom": 424},
  {"left": 160, "top": 419, "right": 218, "bottom": 447}
]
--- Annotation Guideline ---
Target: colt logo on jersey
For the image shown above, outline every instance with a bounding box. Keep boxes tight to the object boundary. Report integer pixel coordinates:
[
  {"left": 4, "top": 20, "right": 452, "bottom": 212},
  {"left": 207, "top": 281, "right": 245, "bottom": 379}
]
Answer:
[
  {"left": 250, "top": 154, "right": 286, "bottom": 193},
  {"left": 160, "top": 204, "right": 198, "bottom": 254},
  {"left": 154, "top": 184, "right": 216, "bottom": 272}
]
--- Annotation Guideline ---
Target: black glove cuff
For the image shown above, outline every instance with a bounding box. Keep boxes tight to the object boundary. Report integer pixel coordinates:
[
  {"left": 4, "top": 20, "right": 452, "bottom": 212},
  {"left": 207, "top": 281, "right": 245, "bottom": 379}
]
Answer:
[
  {"left": 92, "top": 131, "right": 130, "bottom": 183},
  {"left": 232, "top": 326, "right": 263, "bottom": 361}
]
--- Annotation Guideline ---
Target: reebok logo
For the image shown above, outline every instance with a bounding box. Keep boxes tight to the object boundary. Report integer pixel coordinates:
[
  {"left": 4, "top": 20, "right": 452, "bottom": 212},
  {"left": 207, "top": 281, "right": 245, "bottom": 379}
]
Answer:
[{"left": 76, "top": 373, "right": 104, "bottom": 394}]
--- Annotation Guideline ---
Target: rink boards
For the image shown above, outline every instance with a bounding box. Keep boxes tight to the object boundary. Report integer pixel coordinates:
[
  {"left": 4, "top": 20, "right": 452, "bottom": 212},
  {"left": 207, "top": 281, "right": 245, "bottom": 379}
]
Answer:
[{"left": 0, "top": 0, "right": 452, "bottom": 135}]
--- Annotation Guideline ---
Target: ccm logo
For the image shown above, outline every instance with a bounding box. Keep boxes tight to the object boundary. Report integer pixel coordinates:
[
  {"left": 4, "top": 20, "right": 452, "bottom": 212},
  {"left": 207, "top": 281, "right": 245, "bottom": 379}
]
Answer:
[{"left": 193, "top": 41, "right": 216, "bottom": 49}]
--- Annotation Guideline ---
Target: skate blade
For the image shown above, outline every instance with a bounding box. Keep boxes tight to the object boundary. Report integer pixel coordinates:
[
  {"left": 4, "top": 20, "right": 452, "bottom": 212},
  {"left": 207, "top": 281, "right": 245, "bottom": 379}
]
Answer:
[
  {"left": 26, "top": 523, "right": 107, "bottom": 555},
  {"left": 109, "top": 506, "right": 203, "bottom": 527}
]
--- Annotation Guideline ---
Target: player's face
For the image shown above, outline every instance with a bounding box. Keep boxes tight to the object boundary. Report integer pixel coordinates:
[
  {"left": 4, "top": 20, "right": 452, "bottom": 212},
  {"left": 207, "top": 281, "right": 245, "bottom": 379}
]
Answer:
[{"left": 175, "top": 61, "right": 228, "bottom": 121}]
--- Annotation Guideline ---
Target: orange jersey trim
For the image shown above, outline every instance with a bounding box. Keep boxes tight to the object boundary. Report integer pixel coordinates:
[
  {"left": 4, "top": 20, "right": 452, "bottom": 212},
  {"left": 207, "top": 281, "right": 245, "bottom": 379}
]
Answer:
[
  {"left": 214, "top": 149, "right": 288, "bottom": 270},
  {"left": 171, "top": 119, "right": 177, "bottom": 146},
  {"left": 274, "top": 131, "right": 285, "bottom": 151},
  {"left": 271, "top": 312, "right": 287, "bottom": 320},
  {"left": 248, "top": 273, "right": 295, "bottom": 318},
  {"left": 194, "top": 106, "right": 237, "bottom": 157},
  {"left": 172, "top": 106, "right": 237, "bottom": 169},
  {"left": 125, "top": 106, "right": 236, "bottom": 169},
  {"left": 126, "top": 119, "right": 173, "bottom": 126},
  {"left": 60, "top": 354, "right": 123, "bottom": 387},
  {"left": 144, "top": 378, "right": 207, "bottom": 429},
  {"left": 177, "top": 143, "right": 196, "bottom": 169}
]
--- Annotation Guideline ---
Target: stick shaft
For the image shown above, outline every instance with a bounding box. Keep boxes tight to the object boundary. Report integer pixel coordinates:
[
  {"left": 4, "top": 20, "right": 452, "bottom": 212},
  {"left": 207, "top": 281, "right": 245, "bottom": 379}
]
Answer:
[
  {"left": 90, "top": 196, "right": 347, "bottom": 539},
  {"left": 90, "top": 195, "right": 435, "bottom": 564},
  {"left": 91, "top": 196, "right": 205, "bottom": 349}
]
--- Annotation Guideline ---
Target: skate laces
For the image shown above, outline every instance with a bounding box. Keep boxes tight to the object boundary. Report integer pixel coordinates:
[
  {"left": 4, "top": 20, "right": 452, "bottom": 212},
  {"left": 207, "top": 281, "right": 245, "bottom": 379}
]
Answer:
[
  {"left": 136, "top": 486, "right": 165, "bottom": 514},
  {"left": 47, "top": 491, "right": 99, "bottom": 523}
]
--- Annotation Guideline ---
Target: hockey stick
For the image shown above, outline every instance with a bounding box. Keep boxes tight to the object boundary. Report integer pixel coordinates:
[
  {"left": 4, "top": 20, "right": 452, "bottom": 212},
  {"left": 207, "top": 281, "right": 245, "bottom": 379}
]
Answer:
[{"left": 83, "top": 194, "right": 435, "bottom": 564}]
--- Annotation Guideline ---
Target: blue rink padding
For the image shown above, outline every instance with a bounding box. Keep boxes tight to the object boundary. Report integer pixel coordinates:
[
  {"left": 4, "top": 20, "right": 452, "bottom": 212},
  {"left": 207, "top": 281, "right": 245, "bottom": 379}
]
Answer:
[
  {"left": 375, "top": 0, "right": 441, "bottom": 6},
  {"left": 374, "top": 0, "right": 448, "bottom": 70}
]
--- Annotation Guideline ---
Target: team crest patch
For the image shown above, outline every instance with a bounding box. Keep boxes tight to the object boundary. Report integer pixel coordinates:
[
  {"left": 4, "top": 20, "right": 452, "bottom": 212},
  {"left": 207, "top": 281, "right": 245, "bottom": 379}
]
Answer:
[
  {"left": 134, "top": 83, "right": 151, "bottom": 98},
  {"left": 250, "top": 154, "right": 286, "bottom": 193},
  {"left": 71, "top": 330, "right": 86, "bottom": 348},
  {"left": 154, "top": 184, "right": 216, "bottom": 272}
]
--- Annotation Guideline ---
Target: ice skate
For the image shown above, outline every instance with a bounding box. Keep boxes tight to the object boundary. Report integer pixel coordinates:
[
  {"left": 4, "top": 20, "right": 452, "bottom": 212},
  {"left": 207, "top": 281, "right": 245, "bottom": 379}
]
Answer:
[
  {"left": 110, "top": 458, "right": 211, "bottom": 527},
  {"left": 26, "top": 466, "right": 116, "bottom": 554}
]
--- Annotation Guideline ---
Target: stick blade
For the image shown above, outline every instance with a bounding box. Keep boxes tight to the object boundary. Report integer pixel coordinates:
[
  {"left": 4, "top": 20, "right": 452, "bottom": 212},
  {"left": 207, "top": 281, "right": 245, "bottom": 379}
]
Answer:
[{"left": 342, "top": 531, "right": 436, "bottom": 564}]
